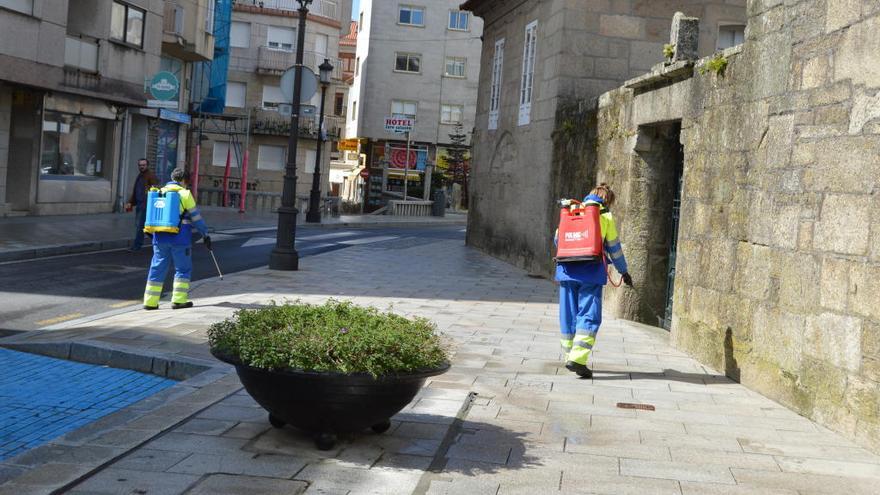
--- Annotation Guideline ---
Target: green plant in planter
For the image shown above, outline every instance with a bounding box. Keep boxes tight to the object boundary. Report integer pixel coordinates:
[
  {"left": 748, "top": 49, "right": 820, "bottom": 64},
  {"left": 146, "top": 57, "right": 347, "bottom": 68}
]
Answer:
[{"left": 208, "top": 300, "right": 449, "bottom": 377}]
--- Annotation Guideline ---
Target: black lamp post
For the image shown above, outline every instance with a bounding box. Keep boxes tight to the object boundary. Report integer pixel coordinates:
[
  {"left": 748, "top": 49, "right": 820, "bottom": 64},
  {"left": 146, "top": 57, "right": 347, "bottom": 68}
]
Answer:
[
  {"left": 269, "top": 0, "right": 311, "bottom": 271},
  {"left": 306, "top": 59, "right": 334, "bottom": 223}
]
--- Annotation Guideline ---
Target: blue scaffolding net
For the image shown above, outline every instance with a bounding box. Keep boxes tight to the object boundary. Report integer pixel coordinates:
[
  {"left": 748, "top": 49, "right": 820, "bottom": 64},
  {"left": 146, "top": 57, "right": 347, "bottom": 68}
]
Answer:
[{"left": 191, "top": 0, "right": 232, "bottom": 114}]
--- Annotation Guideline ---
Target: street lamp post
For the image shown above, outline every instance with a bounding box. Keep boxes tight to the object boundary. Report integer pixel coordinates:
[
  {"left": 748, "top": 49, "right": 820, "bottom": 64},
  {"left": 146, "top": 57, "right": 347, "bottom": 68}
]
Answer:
[
  {"left": 269, "top": 0, "right": 311, "bottom": 271},
  {"left": 306, "top": 59, "right": 334, "bottom": 223}
]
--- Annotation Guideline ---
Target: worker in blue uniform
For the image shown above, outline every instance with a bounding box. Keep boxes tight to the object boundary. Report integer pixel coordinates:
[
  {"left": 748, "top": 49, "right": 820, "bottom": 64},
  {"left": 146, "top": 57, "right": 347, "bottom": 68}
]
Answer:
[
  {"left": 143, "top": 168, "right": 211, "bottom": 310},
  {"left": 556, "top": 183, "right": 633, "bottom": 378}
]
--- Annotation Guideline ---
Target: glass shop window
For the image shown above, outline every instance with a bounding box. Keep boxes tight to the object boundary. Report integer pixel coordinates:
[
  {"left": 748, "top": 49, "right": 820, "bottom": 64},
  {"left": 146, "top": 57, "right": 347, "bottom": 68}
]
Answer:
[{"left": 40, "top": 112, "right": 108, "bottom": 179}]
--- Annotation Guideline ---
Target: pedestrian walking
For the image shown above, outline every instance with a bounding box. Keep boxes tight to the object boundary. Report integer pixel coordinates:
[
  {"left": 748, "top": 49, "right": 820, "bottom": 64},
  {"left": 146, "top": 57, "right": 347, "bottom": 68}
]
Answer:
[
  {"left": 125, "top": 158, "right": 158, "bottom": 251},
  {"left": 555, "top": 183, "right": 633, "bottom": 378},
  {"left": 143, "top": 168, "right": 211, "bottom": 310}
]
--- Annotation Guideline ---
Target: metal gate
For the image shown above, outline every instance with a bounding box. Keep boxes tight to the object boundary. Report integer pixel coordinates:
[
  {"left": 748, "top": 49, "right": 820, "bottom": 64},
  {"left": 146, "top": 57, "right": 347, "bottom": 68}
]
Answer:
[{"left": 662, "top": 143, "right": 684, "bottom": 330}]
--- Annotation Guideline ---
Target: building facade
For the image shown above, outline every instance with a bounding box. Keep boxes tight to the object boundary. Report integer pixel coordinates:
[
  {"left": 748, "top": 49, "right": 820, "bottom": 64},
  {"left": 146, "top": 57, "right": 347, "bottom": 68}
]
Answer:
[
  {"left": 462, "top": 0, "right": 746, "bottom": 274},
  {"left": 591, "top": 0, "right": 880, "bottom": 453},
  {"left": 0, "top": 0, "right": 160, "bottom": 216},
  {"left": 346, "top": 0, "right": 483, "bottom": 211},
  {"left": 194, "top": 0, "right": 350, "bottom": 217},
  {"left": 0, "top": 0, "right": 219, "bottom": 217},
  {"left": 328, "top": 20, "right": 363, "bottom": 206}
]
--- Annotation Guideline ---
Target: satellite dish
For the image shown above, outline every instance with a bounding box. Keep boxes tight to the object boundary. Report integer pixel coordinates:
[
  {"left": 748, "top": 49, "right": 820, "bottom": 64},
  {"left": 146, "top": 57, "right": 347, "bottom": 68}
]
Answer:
[{"left": 281, "top": 66, "right": 318, "bottom": 104}]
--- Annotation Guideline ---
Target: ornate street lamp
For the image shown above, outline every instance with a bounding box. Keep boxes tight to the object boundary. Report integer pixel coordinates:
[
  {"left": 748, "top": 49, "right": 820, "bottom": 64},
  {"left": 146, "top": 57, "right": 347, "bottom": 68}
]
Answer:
[
  {"left": 306, "top": 59, "right": 334, "bottom": 223},
  {"left": 269, "top": 0, "right": 311, "bottom": 271}
]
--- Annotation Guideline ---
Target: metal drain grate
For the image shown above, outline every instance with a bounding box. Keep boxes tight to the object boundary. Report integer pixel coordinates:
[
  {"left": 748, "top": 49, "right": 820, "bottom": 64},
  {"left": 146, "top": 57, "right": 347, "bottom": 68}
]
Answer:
[{"left": 617, "top": 402, "right": 656, "bottom": 411}]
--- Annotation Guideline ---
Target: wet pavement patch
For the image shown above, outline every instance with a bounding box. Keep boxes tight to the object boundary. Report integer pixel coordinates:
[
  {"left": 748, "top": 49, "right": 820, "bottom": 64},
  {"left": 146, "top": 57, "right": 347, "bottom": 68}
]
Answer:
[{"left": 0, "top": 348, "right": 176, "bottom": 461}]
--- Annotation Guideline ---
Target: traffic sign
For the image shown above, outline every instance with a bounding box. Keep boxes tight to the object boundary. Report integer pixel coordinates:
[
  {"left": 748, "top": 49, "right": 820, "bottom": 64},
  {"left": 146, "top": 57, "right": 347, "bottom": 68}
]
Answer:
[
  {"left": 359, "top": 168, "right": 370, "bottom": 179},
  {"left": 280, "top": 66, "right": 319, "bottom": 104},
  {"left": 384, "top": 116, "right": 414, "bottom": 134}
]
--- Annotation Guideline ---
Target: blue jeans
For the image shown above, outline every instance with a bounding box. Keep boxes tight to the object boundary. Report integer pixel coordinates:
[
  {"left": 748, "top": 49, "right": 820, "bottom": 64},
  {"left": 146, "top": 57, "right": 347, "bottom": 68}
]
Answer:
[{"left": 132, "top": 204, "right": 147, "bottom": 250}]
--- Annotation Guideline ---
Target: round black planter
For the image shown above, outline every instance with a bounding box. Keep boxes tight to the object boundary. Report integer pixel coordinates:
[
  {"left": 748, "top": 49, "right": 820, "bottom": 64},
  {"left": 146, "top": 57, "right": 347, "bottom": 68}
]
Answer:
[{"left": 211, "top": 350, "right": 449, "bottom": 450}]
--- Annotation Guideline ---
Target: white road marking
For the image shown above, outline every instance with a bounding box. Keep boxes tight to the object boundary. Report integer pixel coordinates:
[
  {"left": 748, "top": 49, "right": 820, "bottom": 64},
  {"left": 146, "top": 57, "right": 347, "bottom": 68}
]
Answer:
[
  {"left": 241, "top": 237, "right": 277, "bottom": 249},
  {"left": 338, "top": 236, "right": 398, "bottom": 245},
  {"left": 296, "top": 231, "right": 359, "bottom": 241}
]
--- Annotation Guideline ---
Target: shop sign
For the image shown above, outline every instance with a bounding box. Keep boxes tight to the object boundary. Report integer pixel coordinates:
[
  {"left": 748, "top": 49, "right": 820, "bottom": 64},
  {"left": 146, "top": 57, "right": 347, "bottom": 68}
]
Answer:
[
  {"left": 159, "top": 109, "right": 192, "bottom": 125},
  {"left": 339, "top": 139, "right": 359, "bottom": 151},
  {"left": 359, "top": 168, "right": 370, "bottom": 179},
  {"left": 386, "top": 143, "right": 427, "bottom": 171},
  {"left": 146, "top": 72, "right": 179, "bottom": 109},
  {"left": 384, "top": 117, "right": 414, "bottom": 134}
]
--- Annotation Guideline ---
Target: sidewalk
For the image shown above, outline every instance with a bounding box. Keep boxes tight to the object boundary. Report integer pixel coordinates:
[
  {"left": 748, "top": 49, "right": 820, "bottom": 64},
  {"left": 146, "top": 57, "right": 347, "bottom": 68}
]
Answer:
[
  {"left": 1, "top": 235, "right": 879, "bottom": 494},
  {"left": 0, "top": 209, "right": 467, "bottom": 262}
]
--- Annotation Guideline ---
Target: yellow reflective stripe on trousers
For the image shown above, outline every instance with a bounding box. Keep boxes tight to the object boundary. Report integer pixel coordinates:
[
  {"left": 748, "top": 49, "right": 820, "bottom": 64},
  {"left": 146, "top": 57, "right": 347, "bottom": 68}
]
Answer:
[
  {"left": 144, "top": 281, "right": 162, "bottom": 307},
  {"left": 560, "top": 338, "right": 573, "bottom": 352},
  {"left": 172, "top": 279, "right": 190, "bottom": 304},
  {"left": 567, "top": 331, "right": 597, "bottom": 365}
]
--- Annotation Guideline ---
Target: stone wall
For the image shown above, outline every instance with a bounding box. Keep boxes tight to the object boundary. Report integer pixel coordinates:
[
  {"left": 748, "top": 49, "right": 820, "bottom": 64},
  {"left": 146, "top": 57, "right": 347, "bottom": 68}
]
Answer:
[
  {"left": 467, "top": 0, "right": 745, "bottom": 277},
  {"left": 596, "top": 0, "right": 880, "bottom": 452}
]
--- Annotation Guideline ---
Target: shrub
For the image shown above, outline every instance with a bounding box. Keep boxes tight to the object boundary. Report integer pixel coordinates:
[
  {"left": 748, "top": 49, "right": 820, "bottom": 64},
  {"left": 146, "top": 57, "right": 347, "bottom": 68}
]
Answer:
[{"left": 208, "top": 301, "right": 449, "bottom": 377}]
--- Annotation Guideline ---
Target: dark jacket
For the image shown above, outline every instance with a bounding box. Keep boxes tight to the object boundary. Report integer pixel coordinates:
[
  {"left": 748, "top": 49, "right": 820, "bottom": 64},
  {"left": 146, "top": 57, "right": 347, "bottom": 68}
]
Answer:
[{"left": 129, "top": 169, "right": 159, "bottom": 207}]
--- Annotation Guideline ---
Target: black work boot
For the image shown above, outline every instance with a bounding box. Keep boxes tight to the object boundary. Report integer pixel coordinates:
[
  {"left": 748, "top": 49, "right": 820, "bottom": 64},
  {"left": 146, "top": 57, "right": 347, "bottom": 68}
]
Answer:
[
  {"left": 172, "top": 302, "right": 194, "bottom": 310},
  {"left": 565, "top": 361, "right": 593, "bottom": 378},
  {"left": 143, "top": 305, "right": 158, "bottom": 311}
]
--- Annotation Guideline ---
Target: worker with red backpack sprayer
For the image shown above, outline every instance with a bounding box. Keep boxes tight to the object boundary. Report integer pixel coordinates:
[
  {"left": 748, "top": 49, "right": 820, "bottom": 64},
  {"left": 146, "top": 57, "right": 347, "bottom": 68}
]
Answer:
[{"left": 554, "top": 183, "right": 633, "bottom": 378}]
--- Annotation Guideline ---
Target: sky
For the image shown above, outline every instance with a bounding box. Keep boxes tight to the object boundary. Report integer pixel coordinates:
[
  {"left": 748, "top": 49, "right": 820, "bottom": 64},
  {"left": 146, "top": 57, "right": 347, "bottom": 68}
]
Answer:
[{"left": 352, "top": 0, "right": 360, "bottom": 20}]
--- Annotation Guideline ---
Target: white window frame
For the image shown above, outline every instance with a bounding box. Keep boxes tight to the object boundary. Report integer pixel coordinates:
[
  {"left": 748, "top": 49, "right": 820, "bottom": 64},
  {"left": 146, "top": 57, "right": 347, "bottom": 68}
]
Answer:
[
  {"left": 440, "top": 104, "right": 463, "bottom": 125},
  {"left": 394, "top": 52, "right": 422, "bottom": 74},
  {"left": 230, "top": 21, "right": 251, "bottom": 48},
  {"left": 212, "top": 141, "right": 237, "bottom": 168},
  {"left": 391, "top": 100, "right": 418, "bottom": 119},
  {"left": 305, "top": 148, "right": 317, "bottom": 173},
  {"left": 225, "top": 81, "right": 247, "bottom": 108},
  {"left": 257, "top": 144, "right": 286, "bottom": 171},
  {"left": 518, "top": 20, "right": 537, "bottom": 126},
  {"left": 716, "top": 23, "right": 746, "bottom": 50},
  {"left": 444, "top": 57, "right": 466, "bottom": 78},
  {"left": 448, "top": 11, "right": 469, "bottom": 31},
  {"left": 315, "top": 33, "right": 329, "bottom": 58},
  {"left": 267, "top": 26, "right": 295, "bottom": 51},
  {"left": 398, "top": 5, "right": 425, "bottom": 27},
  {"left": 262, "top": 85, "right": 285, "bottom": 109},
  {"left": 488, "top": 38, "right": 504, "bottom": 131}
]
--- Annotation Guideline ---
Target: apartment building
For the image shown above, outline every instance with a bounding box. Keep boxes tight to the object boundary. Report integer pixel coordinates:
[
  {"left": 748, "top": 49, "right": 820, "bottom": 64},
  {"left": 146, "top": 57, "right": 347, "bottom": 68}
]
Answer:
[
  {"left": 195, "top": 0, "right": 351, "bottom": 215},
  {"left": 0, "top": 0, "right": 219, "bottom": 217},
  {"left": 346, "top": 0, "right": 483, "bottom": 211},
  {"left": 328, "top": 20, "right": 362, "bottom": 204}
]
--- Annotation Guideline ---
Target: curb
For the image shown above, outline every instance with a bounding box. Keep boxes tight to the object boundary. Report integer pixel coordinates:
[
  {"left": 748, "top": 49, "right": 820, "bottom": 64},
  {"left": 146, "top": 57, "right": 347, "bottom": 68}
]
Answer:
[{"left": 0, "top": 217, "right": 468, "bottom": 263}]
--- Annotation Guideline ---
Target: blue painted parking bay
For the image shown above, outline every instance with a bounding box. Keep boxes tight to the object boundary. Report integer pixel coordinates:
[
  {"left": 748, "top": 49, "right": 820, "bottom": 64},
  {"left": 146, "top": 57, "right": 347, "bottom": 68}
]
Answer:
[{"left": 0, "top": 348, "right": 176, "bottom": 461}]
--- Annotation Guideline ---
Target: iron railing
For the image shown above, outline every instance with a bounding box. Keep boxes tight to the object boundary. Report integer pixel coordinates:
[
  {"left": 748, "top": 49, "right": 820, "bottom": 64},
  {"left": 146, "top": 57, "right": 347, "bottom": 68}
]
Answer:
[
  {"left": 256, "top": 47, "right": 343, "bottom": 79},
  {"left": 235, "top": 0, "right": 338, "bottom": 20}
]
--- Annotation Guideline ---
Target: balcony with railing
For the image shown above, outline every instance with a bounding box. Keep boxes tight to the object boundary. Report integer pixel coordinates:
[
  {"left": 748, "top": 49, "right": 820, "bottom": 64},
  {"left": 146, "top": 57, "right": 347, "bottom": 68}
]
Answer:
[
  {"left": 257, "top": 47, "right": 343, "bottom": 80},
  {"left": 162, "top": 1, "right": 214, "bottom": 61},
  {"left": 64, "top": 35, "right": 99, "bottom": 73},
  {"left": 251, "top": 108, "right": 343, "bottom": 140},
  {"left": 234, "top": 0, "right": 338, "bottom": 20}
]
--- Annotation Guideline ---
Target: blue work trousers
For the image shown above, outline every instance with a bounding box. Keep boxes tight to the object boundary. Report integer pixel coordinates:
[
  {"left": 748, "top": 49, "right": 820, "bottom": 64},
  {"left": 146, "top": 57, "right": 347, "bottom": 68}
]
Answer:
[
  {"left": 559, "top": 281, "right": 603, "bottom": 365},
  {"left": 145, "top": 244, "right": 193, "bottom": 306}
]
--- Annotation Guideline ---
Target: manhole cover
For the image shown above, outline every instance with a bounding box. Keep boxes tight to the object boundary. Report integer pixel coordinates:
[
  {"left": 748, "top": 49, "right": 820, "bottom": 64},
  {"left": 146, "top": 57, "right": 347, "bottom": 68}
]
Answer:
[{"left": 617, "top": 402, "right": 655, "bottom": 411}]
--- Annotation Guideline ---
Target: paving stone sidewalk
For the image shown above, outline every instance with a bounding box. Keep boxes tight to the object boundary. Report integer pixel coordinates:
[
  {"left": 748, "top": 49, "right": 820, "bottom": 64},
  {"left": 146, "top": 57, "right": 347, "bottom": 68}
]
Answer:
[{"left": 1, "top": 235, "right": 879, "bottom": 494}]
